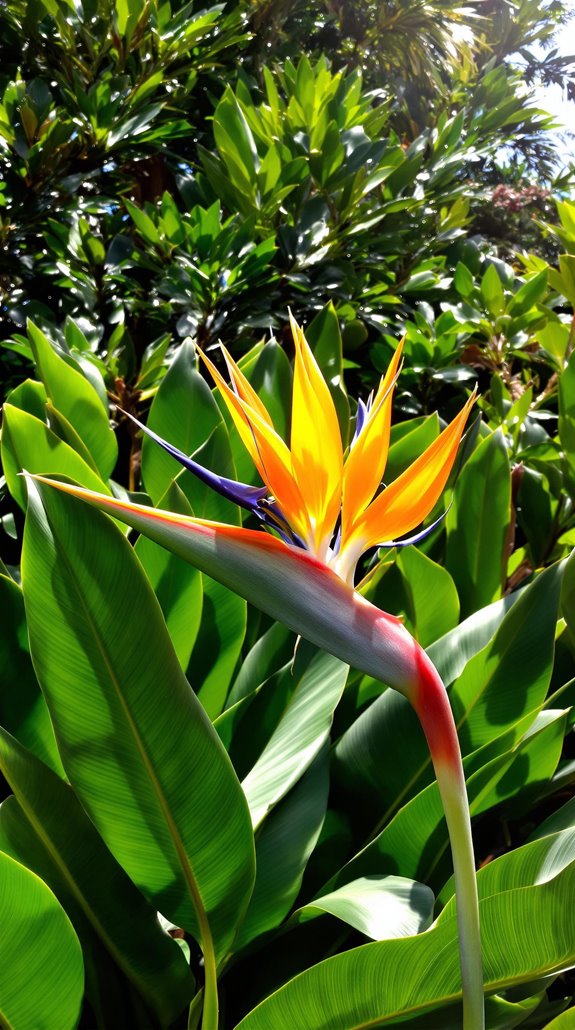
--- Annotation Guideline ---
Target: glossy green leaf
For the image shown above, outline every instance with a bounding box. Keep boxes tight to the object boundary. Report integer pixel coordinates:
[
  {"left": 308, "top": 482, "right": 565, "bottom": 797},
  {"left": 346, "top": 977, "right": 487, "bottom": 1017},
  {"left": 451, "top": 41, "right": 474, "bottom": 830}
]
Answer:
[
  {"left": 124, "top": 198, "right": 162, "bottom": 245},
  {"left": 235, "top": 861, "right": 575, "bottom": 1030},
  {"left": 236, "top": 749, "right": 329, "bottom": 949},
  {"left": 451, "top": 560, "right": 563, "bottom": 753},
  {"left": 370, "top": 994, "right": 546, "bottom": 1030},
  {"left": 427, "top": 586, "right": 525, "bottom": 688},
  {"left": 141, "top": 341, "right": 246, "bottom": 715},
  {"left": 516, "top": 466, "right": 555, "bottom": 566},
  {"left": 0, "top": 850, "right": 84, "bottom": 1030},
  {"left": 385, "top": 414, "right": 439, "bottom": 483},
  {"left": 333, "top": 681, "right": 430, "bottom": 832},
  {"left": 560, "top": 552, "right": 572, "bottom": 646},
  {"left": 135, "top": 481, "right": 203, "bottom": 670},
  {"left": 332, "top": 711, "right": 565, "bottom": 893},
  {"left": 1, "top": 405, "right": 111, "bottom": 510},
  {"left": 507, "top": 269, "right": 548, "bottom": 316},
  {"left": 294, "top": 55, "right": 314, "bottom": 122},
  {"left": 396, "top": 547, "right": 460, "bottom": 647},
  {"left": 27, "top": 321, "right": 117, "bottom": 479},
  {"left": 536, "top": 321, "right": 570, "bottom": 363},
  {"left": 454, "top": 261, "right": 474, "bottom": 298},
  {"left": 45, "top": 401, "right": 101, "bottom": 472},
  {"left": 559, "top": 351, "right": 575, "bottom": 468},
  {"left": 242, "top": 339, "right": 293, "bottom": 443},
  {"left": 226, "top": 621, "right": 294, "bottom": 709},
  {"left": 22, "top": 479, "right": 255, "bottom": 961},
  {"left": 181, "top": 425, "right": 247, "bottom": 716},
  {"left": 141, "top": 340, "right": 220, "bottom": 503},
  {"left": 446, "top": 429, "right": 510, "bottom": 618},
  {"left": 215, "top": 642, "right": 312, "bottom": 765},
  {"left": 557, "top": 199, "right": 575, "bottom": 238},
  {"left": 0, "top": 728, "right": 194, "bottom": 1023},
  {"left": 439, "top": 824, "right": 575, "bottom": 912},
  {"left": 530, "top": 794, "right": 575, "bottom": 841},
  {"left": 115, "top": 0, "right": 145, "bottom": 38},
  {"left": 295, "top": 874, "right": 434, "bottom": 941},
  {"left": 0, "top": 575, "right": 62, "bottom": 774},
  {"left": 242, "top": 646, "right": 348, "bottom": 828},
  {"left": 213, "top": 87, "right": 259, "bottom": 188},
  {"left": 333, "top": 572, "right": 541, "bottom": 828},
  {"left": 481, "top": 262, "right": 505, "bottom": 317},
  {"left": 553, "top": 254, "right": 575, "bottom": 306},
  {"left": 5, "top": 378, "right": 48, "bottom": 421}
]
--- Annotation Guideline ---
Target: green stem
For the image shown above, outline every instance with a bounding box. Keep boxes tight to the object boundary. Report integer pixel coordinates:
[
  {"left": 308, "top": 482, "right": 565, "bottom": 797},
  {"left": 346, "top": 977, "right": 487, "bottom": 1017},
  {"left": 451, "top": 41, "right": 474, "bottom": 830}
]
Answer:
[
  {"left": 412, "top": 648, "right": 484, "bottom": 1030},
  {"left": 200, "top": 934, "right": 219, "bottom": 1030},
  {"left": 435, "top": 752, "right": 484, "bottom": 1030}
]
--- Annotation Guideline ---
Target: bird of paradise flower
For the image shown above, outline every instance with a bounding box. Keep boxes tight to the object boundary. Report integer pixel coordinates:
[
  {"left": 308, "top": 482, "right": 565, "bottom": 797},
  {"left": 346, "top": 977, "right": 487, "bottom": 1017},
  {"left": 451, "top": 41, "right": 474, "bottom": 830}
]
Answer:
[{"left": 30, "top": 315, "right": 483, "bottom": 1029}]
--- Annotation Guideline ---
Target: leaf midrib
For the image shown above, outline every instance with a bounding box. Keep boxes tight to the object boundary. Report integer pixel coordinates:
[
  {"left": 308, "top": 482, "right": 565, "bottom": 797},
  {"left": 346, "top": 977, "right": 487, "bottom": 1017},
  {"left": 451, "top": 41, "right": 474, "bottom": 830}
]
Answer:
[{"left": 47, "top": 515, "right": 214, "bottom": 957}]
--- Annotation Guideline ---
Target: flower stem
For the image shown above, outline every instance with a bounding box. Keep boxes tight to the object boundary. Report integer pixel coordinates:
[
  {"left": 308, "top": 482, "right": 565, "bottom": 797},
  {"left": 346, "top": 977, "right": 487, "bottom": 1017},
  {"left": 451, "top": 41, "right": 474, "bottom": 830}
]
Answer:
[{"left": 411, "top": 646, "right": 484, "bottom": 1030}]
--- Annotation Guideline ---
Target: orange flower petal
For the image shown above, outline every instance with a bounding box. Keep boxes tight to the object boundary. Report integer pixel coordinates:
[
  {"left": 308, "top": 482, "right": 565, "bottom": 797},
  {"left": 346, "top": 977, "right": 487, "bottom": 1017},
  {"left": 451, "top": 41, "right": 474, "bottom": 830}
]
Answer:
[
  {"left": 220, "top": 345, "right": 274, "bottom": 427},
  {"left": 198, "top": 348, "right": 263, "bottom": 470},
  {"left": 289, "top": 314, "right": 343, "bottom": 553},
  {"left": 341, "top": 339, "right": 404, "bottom": 542},
  {"left": 198, "top": 347, "right": 311, "bottom": 543},
  {"left": 341, "top": 390, "right": 476, "bottom": 561}
]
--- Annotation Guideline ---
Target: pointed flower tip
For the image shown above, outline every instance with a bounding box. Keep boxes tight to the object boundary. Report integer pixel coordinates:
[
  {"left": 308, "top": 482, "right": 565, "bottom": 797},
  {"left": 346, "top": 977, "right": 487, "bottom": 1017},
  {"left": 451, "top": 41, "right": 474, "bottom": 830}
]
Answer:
[{"left": 118, "top": 405, "right": 270, "bottom": 516}]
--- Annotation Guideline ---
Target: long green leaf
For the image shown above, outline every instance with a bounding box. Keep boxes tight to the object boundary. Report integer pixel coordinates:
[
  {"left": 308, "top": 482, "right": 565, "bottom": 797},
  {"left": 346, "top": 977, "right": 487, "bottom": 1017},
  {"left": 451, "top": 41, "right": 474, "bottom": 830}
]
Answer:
[
  {"left": 396, "top": 546, "right": 460, "bottom": 647},
  {"left": 27, "top": 321, "right": 117, "bottom": 479},
  {"left": 439, "top": 825, "right": 575, "bottom": 912},
  {"left": 0, "top": 850, "right": 84, "bottom": 1030},
  {"left": 451, "top": 561, "right": 563, "bottom": 753},
  {"left": 0, "top": 728, "right": 194, "bottom": 1023},
  {"left": 141, "top": 341, "right": 246, "bottom": 715},
  {"left": 333, "top": 565, "right": 557, "bottom": 829},
  {"left": 446, "top": 429, "right": 510, "bottom": 618},
  {"left": 561, "top": 547, "right": 575, "bottom": 650},
  {"left": 234, "top": 860, "right": 575, "bottom": 1029},
  {"left": 22, "top": 479, "right": 255, "bottom": 963},
  {"left": 236, "top": 749, "right": 329, "bottom": 949},
  {"left": 331, "top": 711, "right": 566, "bottom": 893},
  {"left": 427, "top": 586, "right": 526, "bottom": 687},
  {"left": 241, "top": 645, "right": 348, "bottom": 827},
  {"left": 140, "top": 341, "right": 220, "bottom": 504},
  {"left": 135, "top": 481, "right": 203, "bottom": 670},
  {"left": 544, "top": 1007, "right": 575, "bottom": 1029},
  {"left": 0, "top": 575, "right": 62, "bottom": 774},
  {"left": 2, "top": 405, "right": 111, "bottom": 510},
  {"left": 226, "top": 622, "right": 294, "bottom": 709}
]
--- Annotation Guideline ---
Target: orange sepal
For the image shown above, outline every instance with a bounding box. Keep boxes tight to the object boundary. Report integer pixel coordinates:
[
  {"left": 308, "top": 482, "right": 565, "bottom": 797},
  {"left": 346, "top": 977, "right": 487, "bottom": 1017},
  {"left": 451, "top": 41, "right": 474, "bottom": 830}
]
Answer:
[
  {"left": 198, "top": 346, "right": 311, "bottom": 544},
  {"left": 289, "top": 314, "right": 343, "bottom": 553},
  {"left": 220, "top": 345, "right": 274, "bottom": 427},
  {"left": 342, "top": 390, "right": 476, "bottom": 556},
  {"left": 341, "top": 339, "right": 404, "bottom": 542}
]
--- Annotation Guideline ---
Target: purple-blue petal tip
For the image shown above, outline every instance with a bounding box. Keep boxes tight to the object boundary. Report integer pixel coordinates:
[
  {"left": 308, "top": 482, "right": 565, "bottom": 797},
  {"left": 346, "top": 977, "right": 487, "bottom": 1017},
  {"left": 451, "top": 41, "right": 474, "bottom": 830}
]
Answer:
[
  {"left": 122, "top": 410, "right": 268, "bottom": 513},
  {"left": 351, "top": 397, "right": 369, "bottom": 447},
  {"left": 378, "top": 504, "right": 452, "bottom": 549}
]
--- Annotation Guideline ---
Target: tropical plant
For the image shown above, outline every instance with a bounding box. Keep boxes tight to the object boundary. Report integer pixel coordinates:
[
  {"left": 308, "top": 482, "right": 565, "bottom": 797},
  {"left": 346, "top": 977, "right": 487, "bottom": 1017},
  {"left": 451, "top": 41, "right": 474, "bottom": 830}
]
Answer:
[
  {"left": 1, "top": 310, "right": 575, "bottom": 1028},
  {"left": 2, "top": 0, "right": 575, "bottom": 1026}
]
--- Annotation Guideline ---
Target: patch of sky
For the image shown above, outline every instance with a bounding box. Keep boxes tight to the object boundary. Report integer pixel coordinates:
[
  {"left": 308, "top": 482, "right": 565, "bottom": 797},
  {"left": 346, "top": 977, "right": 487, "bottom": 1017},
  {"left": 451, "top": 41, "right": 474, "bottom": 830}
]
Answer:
[{"left": 523, "top": 1, "right": 575, "bottom": 165}]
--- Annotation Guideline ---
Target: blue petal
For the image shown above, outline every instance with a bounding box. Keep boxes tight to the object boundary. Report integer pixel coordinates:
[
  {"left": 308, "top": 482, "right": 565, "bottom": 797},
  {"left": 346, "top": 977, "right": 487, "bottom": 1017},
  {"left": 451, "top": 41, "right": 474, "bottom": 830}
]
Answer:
[
  {"left": 122, "top": 411, "right": 268, "bottom": 513},
  {"left": 351, "top": 397, "right": 369, "bottom": 447},
  {"left": 259, "top": 498, "right": 308, "bottom": 549},
  {"left": 377, "top": 505, "right": 451, "bottom": 549}
]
